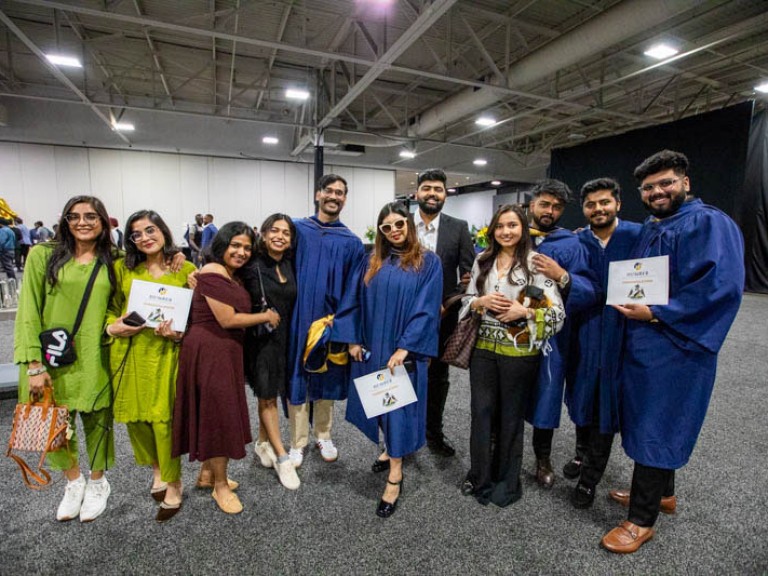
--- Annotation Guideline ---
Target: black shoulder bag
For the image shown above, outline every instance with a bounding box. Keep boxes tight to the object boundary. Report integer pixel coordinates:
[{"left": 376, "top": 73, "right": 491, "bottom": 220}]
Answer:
[{"left": 39, "top": 260, "right": 103, "bottom": 368}]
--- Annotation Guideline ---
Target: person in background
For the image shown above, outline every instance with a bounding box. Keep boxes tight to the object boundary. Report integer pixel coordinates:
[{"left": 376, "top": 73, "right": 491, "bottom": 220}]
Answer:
[
  {"left": 109, "top": 217, "right": 124, "bottom": 250},
  {"left": 241, "top": 213, "right": 300, "bottom": 491},
  {"left": 14, "top": 217, "right": 31, "bottom": 270},
  {"left": 0, "top": 218, "right": 16, "bottom": 280},
  {"left": 461, "top": 204, "right": 564, "bottom": 507},
  {"left": 105, "top": 209, "right": 196, "bottom": 523},
  {"left": 172, "top": 222, "right": 279, "bottom": 515},
  {"left": 188, "top": 214, "right": 204, "bottom": 266},
  {"left": 14, "top": 195, "right": 120, "bottom": 522},
  {"left": 340, "top": 201, "right": 443, "bottom": 518},
  {"left": 200, "top": 213, "right": 218, "bottom": 251}
]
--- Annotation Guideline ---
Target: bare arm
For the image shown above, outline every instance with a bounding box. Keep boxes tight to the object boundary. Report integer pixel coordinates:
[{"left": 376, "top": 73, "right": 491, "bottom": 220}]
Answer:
[{"left": 205, "top": 296, "right": 279, "bottom": 330}]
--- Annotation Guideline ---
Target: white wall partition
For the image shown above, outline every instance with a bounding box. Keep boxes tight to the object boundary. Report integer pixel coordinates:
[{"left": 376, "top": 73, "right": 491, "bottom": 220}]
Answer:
[
  {"left": 443, "top": 190, "right": 496, "bottom": 231},
  {"left": 0, "top": 143, "right": 395, "bottom": 241}
]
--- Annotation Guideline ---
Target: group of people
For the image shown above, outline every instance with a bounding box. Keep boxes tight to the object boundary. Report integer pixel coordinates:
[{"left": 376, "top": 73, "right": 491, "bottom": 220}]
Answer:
[
  {"left": 0, "top": 216, "right": 52, "bottom": 280},
  {"left": 13, "top": 149, "right": 744, "bottom": 554}
]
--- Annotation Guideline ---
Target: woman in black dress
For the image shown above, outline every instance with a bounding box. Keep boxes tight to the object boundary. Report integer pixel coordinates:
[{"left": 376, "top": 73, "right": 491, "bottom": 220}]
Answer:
[{"left": 241, "top": 214, "right": 300, "bottom": 490}]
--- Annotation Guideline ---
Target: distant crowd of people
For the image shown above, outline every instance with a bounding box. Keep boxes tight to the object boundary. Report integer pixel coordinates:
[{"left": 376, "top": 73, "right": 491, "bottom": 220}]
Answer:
[{"left": 12, "top": 149, "right": 744, "bottom": 554}]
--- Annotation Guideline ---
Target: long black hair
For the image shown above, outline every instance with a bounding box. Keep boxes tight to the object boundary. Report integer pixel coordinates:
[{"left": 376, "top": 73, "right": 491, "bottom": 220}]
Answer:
[
  {"left": 45, "top": 195, "right": 118, "bottom": 290},
  {"left": 123, "top": 210, "right": 178, "bottom": 270},
  {"left": 208, "top": 221, "right": 257, "bottom": 267},
  {"left": 475, "top": 204, "right": 533, "bottom": 295}
]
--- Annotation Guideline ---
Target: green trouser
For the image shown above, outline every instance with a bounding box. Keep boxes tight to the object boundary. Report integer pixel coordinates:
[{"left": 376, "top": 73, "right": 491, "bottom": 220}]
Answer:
[
  {"left": 47, "top": 408, "right": 114, "bottom": 472},
  {"left": 126, "top": 420, "right": 181, "bottom": 483}
]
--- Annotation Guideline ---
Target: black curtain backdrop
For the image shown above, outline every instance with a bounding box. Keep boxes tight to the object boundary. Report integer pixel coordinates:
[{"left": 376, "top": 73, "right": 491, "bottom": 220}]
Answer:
[{"left": 740, "top": 110, "right": 768, "bottom": 293}]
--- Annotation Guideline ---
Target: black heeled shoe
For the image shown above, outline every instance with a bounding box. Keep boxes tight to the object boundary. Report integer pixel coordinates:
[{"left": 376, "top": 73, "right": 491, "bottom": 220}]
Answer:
[
  {"left": 376, "top": 477, "right": 404, "bottom": 518},
  {"left": 371, "top": 456, "right": 390, "bottom": 473}
]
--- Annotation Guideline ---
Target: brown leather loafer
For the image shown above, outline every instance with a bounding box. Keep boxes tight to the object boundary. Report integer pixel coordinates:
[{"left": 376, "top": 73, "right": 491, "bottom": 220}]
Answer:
[
  {"left": 536, "top": 458, "right": 555, "bottom": 489},
  {"left": 601, "top": 521, "right": 654, "bottom": 554},
  {"left": 156, "top": 500, "right": 182, "bottom": 523},
  {"left": 608, "top": 489, "right": 677, "bottom": 514},
  {"left": 212, "top": 490, "right": 243, "bottom": 515},
  {"left": 196, "top": 474, "right": 239, "bottom": 491}
]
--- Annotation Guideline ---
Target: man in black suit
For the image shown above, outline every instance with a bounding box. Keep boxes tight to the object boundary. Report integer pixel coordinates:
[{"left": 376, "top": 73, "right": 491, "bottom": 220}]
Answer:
[{"left": 413, "top": 169, "right": 475, "bottom": 457}]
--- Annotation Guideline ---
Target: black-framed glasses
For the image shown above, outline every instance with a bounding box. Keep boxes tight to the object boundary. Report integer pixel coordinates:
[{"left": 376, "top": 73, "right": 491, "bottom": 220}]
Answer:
[
  {"left": 379, "top": 219, "right": 407, "bottom": 235},
  {"left": 129, "top": 226, "right": 159, "bottom": 242},
  {"left": 321, "top": 186, "right": 346, "bottom": 198},
  {"left": 639, "top": 178, "right": 679, "bottom": 193},
  {"left": 65, "top": 212, "right": 99, "bottom": 224}
]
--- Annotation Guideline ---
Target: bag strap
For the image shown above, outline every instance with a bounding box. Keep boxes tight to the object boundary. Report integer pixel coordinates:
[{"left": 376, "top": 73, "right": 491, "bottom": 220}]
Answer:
[
  {"left": 254, "top": 262, "right": 269, "bottom": 308},
  {"left": 71, "top": 260, "right": 103, "bottom": 337},
  {"left": 8, "top": 453, "right": 53, "bottom": 489}
]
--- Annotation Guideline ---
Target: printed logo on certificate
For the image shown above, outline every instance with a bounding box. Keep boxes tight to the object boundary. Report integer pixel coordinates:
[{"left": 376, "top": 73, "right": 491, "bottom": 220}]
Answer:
[
  {"left": 126, "top": 279, "right": 194, "bottom": 331},
  {"left": 353, "top": 365, "right": 418, "bottom": 419},
  {"left": 606, "top": 255, "right": 669, "bottom": 306}
]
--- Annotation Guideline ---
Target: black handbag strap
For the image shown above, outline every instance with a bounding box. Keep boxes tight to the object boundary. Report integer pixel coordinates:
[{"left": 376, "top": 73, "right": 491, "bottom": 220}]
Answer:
[
  {"left": 71, "top": 260, "right": 103, "bottom": 337},
  {"left": 254, "top": 262, "right": 269, "bottom": 309}
]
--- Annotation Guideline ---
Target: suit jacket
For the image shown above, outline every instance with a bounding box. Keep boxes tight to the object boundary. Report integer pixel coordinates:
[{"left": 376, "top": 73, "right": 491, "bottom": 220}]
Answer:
[{"left": 434, "top": 212, "right": 476, "bottom": 300}]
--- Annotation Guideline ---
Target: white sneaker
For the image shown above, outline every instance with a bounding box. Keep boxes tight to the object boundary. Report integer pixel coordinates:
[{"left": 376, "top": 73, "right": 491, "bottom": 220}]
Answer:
[
  {"left": 316, "top": 438, "right": 338, "bottom": 462},
  {"left": 288, "top": 447, "right": 304, "bottom": 468},
  {"left": 254, "top": 441, "right": 277, "bottom": 468},
  {"left": 275, "top": 459, "right": 301, "bottom": 490},
  {"left": 56, "top": 476, "right": 86, "bottom": 521},
  {"left": 79, "top": 477, "right": 111, "bottom": 522}
]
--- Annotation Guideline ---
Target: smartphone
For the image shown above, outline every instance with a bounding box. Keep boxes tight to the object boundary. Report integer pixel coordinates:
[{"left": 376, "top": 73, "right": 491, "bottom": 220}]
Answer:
[{"left": 123, "top": 311, "right": 147, "bottom": 327}]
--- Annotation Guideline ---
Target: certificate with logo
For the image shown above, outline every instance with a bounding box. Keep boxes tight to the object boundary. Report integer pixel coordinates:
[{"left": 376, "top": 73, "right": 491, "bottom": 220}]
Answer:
[
  {"left": 353, "top": 365, "right": 418, "bottom": 419},
  {"left": 606, "top": 255, "right": 669, "bottom": 306},
  {"left": 126, "top": 279, "right": 194, "bottom": 331}
]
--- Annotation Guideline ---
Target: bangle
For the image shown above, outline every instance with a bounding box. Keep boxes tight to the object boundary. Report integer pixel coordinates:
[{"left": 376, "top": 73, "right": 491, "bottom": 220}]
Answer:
[{"left": 27, "top": 365, "right": 47, "bottom": 377}]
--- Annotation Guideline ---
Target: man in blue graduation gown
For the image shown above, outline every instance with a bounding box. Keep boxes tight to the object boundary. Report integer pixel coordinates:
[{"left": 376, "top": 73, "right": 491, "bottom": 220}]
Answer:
[
  {"left": 286, "top": 174, "right": 366, "bottom": 467},
  {"left": 564, "top": 178, "right": 642, "bottom": 509},
  {"left": 524, "top": 179, "right": 598, "bottom": 489},
  {"left": 602, "top": 150, "right": 744, "bottom": 554}
]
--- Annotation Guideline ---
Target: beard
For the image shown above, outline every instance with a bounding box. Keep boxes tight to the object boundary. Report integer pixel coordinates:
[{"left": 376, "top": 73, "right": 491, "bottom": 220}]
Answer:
[
  {"left": 417, "top": 197, "right": 444, "bottom": 215},
  {"left": 532, "top": 213, "right": 556, "bottom": 232},
  {"left": 590, "top": 213, "right": 617, "bottom": 230},
  {"left": 643, "top": 190, "right": 686, "bottom": 218}
]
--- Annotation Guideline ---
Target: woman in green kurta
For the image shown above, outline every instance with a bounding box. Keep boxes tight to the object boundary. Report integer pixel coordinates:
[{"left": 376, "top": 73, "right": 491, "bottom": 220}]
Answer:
[
  {"left": 14, "top": 195, "right": 119, "bottom": 523},
  {"left": 106, "top": 210, "right": 195, "bottom": 523}
]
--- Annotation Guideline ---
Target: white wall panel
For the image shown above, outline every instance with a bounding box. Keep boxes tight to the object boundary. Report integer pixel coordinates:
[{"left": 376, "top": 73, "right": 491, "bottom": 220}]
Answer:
[
  {"left": 0, "top": 143, "right": 25, "bottom": 219},
  {"left": 283, "top": 162, "right": 312, "bottom": 219},
  {"left": 178, "top": 155, "right": 209, "bottom": 230},
  {"left": 53, "top": 147, "right": 91, "bottom": 214},
  {"left": 18, "top": 145, "right": 58, "bottom": 224},
  {"left": 444, "top": 190, "right": 496, "bottom": 231},
  {"left": 88, "top": 149, "right": 123, "bottom": 218},
  {"left": 208, "top": 157, "right": 259, "bottom": 227}
]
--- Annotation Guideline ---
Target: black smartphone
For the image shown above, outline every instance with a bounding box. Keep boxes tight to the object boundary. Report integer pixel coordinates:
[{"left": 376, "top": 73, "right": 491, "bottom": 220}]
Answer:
[
  {"left": 524, "top": 284, "right": 545, "bottom": 300},
  {"left": 123, "top": 311, "right": 146, "bottom": 327}
]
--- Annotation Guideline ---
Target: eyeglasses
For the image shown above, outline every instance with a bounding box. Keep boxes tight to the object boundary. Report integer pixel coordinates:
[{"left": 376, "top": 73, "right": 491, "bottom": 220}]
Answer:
[
  {"left": 379, "top": 219, "right": 408, "bottom": 235},
  {"left": 321, "top": 187, "right": 346, "bottom": 198},
  {"left": 129, "top": 226, "right": 159, "bottom": 242},
  {"left": 65, "top": 212, "right": 99, "bottom": 224},
  {"left": 639, "top": 178, "right": 679, "bottom": 193}
]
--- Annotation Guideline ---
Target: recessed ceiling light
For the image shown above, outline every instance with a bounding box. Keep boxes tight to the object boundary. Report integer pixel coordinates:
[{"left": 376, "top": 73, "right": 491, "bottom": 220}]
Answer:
[
  {"left": 755, "top": 82, "right": 768, "bottom": 94},
  {"left": 473, "top": 159, "right": 487, "bottom": 166},
  {"left": 448, "top": 188, "right": 456, "bottom": 193},
  {"left": 644, "top": 43, "right": 678, "bottom": 60},
  {"left": 399, "top": 150, "right": 416, "bottom": 159},
  {"left": 285, "top": 89, "right": 310, "bottom": 100},
  {"left": 491, "top": 180, "right": 502, "bottom": 186},
  {"left": 262, "top": 136, "right": 279, "bottom": 144},
  {"left": 112, "top": 122, "right": 134, "bottom": 132},
  {"left": 475, "top": 116, "right": 496, "bottom": 127},
  {"left": 45, "top": 54, "right": 82, "bottom": 68},
  {"left": 409, "top": 181, "right": 415, "bottom": 185}
]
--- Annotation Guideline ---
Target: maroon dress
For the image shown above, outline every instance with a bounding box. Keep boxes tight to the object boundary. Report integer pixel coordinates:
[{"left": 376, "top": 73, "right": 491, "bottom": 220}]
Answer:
[{"left": 172, "top": 273, "right": 253, "bottom": 461}]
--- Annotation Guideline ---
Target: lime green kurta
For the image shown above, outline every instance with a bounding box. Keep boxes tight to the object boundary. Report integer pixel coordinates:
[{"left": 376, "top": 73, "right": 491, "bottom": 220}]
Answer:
[
  {"left": 106, "top": 259, "right": 196, "bottom": 423},
  {"left": 14, "top": 244, "right": 113, "bottom": 411}
]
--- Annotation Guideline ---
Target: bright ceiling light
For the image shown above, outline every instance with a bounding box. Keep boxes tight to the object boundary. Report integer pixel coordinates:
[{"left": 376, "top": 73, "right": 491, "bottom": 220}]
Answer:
[
  {"left": 285, "top": 89, "right": 310, "bottom": 100},
  {"left": 262, "top": 136, "right": 279, "bottom": 144},
  {"left": 491, "top": 180, "right": 502, "bottom": 186},
  {"left": 473, "top": 159, "right": 488, "bottom": 166},
  {"left": 399, "top": 150, "right": 416, "bottom": 159},
  {"left": 644, "top": 43, "right": 678, "bottom": 60},
  {"left": 755, "top": 82, "right": 768, "bottom": 94},
  {"left": 475, "top": 116, "right": 496, "bottom": 127},
  {"left": 447, "top": 188, "right": 456, "bottom": 193},
  {"left": 45, "top": 54, "right": 82, "bottom": 68},
  {"left": 112, "top": 122, "right": 135, "bottom": 132}
]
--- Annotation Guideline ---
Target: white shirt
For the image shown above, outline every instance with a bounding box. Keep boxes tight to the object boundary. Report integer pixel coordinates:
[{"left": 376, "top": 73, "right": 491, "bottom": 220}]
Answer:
[{"left": 414, "top": 210, "right": 441, "bottom": 252}]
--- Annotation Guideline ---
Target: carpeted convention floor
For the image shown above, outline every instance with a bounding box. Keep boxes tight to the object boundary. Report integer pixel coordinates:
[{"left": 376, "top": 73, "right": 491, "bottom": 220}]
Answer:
[{"left": 0, "top": 294, "right": 766, "bottom": 575}]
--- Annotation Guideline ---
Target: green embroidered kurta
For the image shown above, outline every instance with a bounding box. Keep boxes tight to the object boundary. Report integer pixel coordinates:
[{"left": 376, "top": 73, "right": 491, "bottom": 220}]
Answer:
[
  {"left": 14, "top": 244, "right": 113, "bottom": 412},
  {"left": 106, "top": 259, "right": 196, "bottom": 423}
]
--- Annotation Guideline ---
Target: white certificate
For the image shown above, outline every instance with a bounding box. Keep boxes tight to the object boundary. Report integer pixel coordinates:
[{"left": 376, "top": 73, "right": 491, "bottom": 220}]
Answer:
[
  {"left": 126, "top": 279, "right": 194, "bottom": 331},
  {"left": 606, "top": 255, "right": 669, "bottom": 306},
  {"left": 353, "top": 365, "right": 418, "bottom": 419}
]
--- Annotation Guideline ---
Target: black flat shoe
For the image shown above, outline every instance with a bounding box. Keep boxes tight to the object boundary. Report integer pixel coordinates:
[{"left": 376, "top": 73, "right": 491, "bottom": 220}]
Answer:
[
  {"left": 156, "top": 500, "right": 182, "bottom": 523},
  {"left": 427, "top": 436, "right": 456, "bottom": 457},
  {"left": 562, "top": 456, "right": 583, "bottom": 480},
  {"left": 460, "top": 478, "right": 475, "bottom": 496},
  {"left": 571, "top": 483, "right": 595, "bottom": 509},
  {"left": 376, "top": 477, "right": 404, "bottom": 518},
  {"left": 372, "top": 458, "right": 390, "bottom": 473}
]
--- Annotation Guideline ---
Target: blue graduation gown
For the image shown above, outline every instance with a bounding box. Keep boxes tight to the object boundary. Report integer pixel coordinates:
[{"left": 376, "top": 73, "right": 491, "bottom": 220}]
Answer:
[
  {"left": 286, "top": 216, "right": 366, "bottom": 404},
  {"left": 526, "top": 228, "right": 598, "bottom": 429},
  {"left": 621, "top": 199, "right": 744, "bottom": 469},
  {"left": 339, "top": 251, "right": 442, "bottom": 458},
  {"left": 565, "top": 220, "right": 642, "bottom": 433}
]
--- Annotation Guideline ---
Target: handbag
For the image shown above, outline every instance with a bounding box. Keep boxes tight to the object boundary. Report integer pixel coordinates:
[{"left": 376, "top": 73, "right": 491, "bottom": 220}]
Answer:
[
  {"left": 39, "top": 260, "right": 102, "bottom": 368},
  {"left": 441, "top": 309, "right": 481, "bottom": 370},
  {"left": 6, "top": 386, "right": 70, "bottom": 489}
]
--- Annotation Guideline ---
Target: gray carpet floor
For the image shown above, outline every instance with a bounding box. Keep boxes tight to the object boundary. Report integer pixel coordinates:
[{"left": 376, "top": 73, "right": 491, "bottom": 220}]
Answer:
[{"left": 1, "top": 294, "right": 766, "bottom": 575}]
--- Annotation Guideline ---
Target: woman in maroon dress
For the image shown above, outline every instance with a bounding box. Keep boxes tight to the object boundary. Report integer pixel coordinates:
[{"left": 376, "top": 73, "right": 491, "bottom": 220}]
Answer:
[{"left": 172, "top": 222, "right": 279, "bottom": 515}]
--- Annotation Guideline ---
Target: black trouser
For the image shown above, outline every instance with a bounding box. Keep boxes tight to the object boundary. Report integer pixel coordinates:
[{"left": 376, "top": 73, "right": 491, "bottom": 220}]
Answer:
[
  {"left": 426, "top": 308, "right": 458, "bottom": 440},
  {"left": 579, "top": 383, "right": 615, "bottom": 489},
  {"left": 0, "top": 249, "right": 16, "bottom": 280},
  {"left": 468, "top": 349, "right": 539, "bottom": 507},
  {"left": 628, "top": 463, "right": 676, "bottom": 527},
  {"left": 17, "top": 244, "right": 30, "bottom": 269},
  {"left": 532, "top": 427, "right": 554, "bottom": 460}
]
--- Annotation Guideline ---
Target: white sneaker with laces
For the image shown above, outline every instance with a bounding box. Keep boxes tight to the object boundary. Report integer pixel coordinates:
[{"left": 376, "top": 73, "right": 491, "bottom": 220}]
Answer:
[
  {"left": 288, "top": 447, "right": 304, "bottom": 468},
  {"left": 275, "top": 459, "right": 301, "bottom": 490},
  {"left": 254, "top": 441, "right": 277, "bottom": 468},
  {"left": 79, "top": 477, "right": 111, "bottom": 522},
  {"left": 56, "top": 476, "right": 86, "bottom": 521},
  {"left": 316, "top": 438, "right": 339, "bottom": 462}
]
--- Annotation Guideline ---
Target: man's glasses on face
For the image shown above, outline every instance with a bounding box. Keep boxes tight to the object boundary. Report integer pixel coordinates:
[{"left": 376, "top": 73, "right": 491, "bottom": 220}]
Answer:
[
  {"left": 639, "top": 178, "right": 679, "bottom": 193},
  {"left": 65, "top": 212, "right": 100, "bottom": 224},
  {"left": 321, "top": 187, "right": 346, "bottom": 198},
  {"left": 379, "top": 219, "right": 407, "bottom": 235}
]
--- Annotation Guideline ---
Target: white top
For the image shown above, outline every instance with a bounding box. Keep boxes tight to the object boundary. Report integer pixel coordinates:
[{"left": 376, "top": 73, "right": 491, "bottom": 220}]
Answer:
[{"left": 413, "top": 210, "right": 441, "bottom": 252}]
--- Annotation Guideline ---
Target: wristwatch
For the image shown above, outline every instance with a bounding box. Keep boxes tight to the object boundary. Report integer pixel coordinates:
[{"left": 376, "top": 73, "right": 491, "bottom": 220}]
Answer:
[{"left": 557, "top": 271, "right": 570, "bottom": 290}]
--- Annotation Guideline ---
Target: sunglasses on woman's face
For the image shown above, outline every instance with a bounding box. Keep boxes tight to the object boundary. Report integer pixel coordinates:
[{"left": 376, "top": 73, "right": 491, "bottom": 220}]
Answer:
[{"left": 379, "top": 219, "right": 407, "bottom": 235}]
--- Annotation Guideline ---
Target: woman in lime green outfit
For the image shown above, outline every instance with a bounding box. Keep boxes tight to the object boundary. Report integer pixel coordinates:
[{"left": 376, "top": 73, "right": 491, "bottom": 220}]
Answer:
[
  {"left": 14, "top": 196, "right": 120, "bottom": 523},
  {"left": 105, "top": 210, "right": 196, "bottom": 523}
]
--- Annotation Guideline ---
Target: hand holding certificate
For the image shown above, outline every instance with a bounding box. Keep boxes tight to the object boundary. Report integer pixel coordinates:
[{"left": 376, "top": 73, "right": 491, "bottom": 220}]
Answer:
[
  {"left": 606, "top": 256, "right": 669, "bottom": 306},
  {"left": 353, "top": 365, "right": 418, "bottom": 419},
  {"left": 126, "top": 279, "right": 194, "bottom": 332}
]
